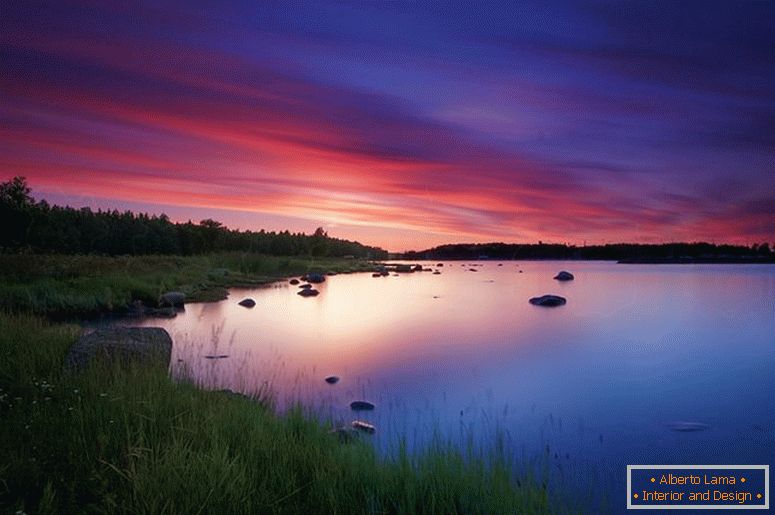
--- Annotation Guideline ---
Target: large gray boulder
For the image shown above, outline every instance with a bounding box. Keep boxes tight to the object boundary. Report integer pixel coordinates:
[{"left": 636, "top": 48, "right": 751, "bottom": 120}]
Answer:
[
  {"left": 65, "top": 327, "right": 173, "bottom": 372},
  {"left": 159, "top": 291, "right": 186, "bottom": 307}
]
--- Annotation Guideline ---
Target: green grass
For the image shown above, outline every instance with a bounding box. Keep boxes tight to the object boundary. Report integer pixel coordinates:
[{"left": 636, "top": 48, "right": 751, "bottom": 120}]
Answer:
[
  {"left": 0, "top": 313, "right": 553, "bottom": 514},
  {"left": 0, "top": 253, "right": 375, "bottom": 318}
]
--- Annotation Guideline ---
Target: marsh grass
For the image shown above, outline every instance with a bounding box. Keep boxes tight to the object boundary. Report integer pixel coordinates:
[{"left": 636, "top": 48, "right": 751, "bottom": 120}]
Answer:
[
  {"left": 0, "top": 253, "right": 375, "bottom": 317},
  {"left": 0, "top": 313, "right": 555, "bottom": 514}
]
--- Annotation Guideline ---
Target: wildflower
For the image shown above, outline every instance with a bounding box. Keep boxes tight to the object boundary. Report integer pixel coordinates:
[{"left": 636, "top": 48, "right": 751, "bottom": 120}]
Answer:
[
  {"left": 68, "top": 407, "right": 74, "bottom": 411},
  {"left": 73, "top": 389, "right": 79, "bottom": 394}
]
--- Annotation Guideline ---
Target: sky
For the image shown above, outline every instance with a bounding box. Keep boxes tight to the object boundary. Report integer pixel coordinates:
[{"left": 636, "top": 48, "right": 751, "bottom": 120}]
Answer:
[{"left": 1, "top": 1, "right": 774, "bottom": 252}]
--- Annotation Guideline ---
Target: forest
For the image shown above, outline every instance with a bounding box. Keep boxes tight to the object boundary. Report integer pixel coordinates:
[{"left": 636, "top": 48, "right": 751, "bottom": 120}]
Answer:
[
  {"left": 402, "top": 240, "right": 773, "bottom": 263},
  {"left": 0, "top": 177, "right": 388, "bottom": 258}
]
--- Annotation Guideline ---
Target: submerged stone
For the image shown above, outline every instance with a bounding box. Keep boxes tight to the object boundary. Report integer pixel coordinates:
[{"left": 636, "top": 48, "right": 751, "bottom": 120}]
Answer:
[
  {"left": 351, "top": 420, "right": 376, "bottom": 434},
  {"left": 350, "top": 400, "right": 375, "bottom": 411},
  {"left": 529, "top": 295, "right": 567, "bottom": 307},
  {"left": 238, "top": 298, "right": 256, "bottom": 308},
  {"left": 554, "top": 271, "right": 575, "bottom": 281},
  {"left": 667, "top": 421, "right": 710, "bottom": 432},
  {"left": 304, "top": 273, "right": 326, "bottom": 283}
]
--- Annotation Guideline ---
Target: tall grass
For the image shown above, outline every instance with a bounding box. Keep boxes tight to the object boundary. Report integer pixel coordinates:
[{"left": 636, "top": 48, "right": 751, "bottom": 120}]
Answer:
[
  {"left": 0, "top": 253, "right": 374, "bottom": 317},
  {"left": 0, "top": 313, "right": 553, "bottom": 513}
]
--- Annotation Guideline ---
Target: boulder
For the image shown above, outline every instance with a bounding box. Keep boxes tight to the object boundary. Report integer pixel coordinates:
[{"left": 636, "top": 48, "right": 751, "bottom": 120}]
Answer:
[
  {"left": 325, "top": 375, "right": 340, "bottom": 384},
  {"left": 350, "top": 400, "right": 375, "bottom": 411},
  {"left": 372, "top": 273, "right": 383, "bottom": 277},
  {"left": 159, "top": 291, "right": 185, "bottom": 307},
  {"left": 436, "top": 263, "right": 444, "bottom": 267},
  {"left": 528, "top": 295, "right": 567, "bottom": 307},
  {"left": 351, "top": 420, "right": 376, "bottom": 434},
  {"left": 304, "top": 273, "right": 326, "bottom": 284},
  {"left": 554, "top": 271, "right": 574, "bottom": 281},
  {"left": 297, "top": 288, "right": 320, "bottom": 297},
  {"left": 65, "top": 327, "right": 172, "bottom": 372},
  {"left": 412, "top": 264, "right": 423, "bottom": 272},
  {"left": 433, "top": 271, "right": 441, "bottom": 275},
  {"left": 468, "top": 268, "right": 478, "bottom": 272},
  {"left": 395, "top": 264, "right": 413, "bottom": 273},
  {"left": 238, "top": 298, "right": 256, "bottom": 308},
  {"left": 289, "top": 279, "right": 300, "bottom": 285},
  {"left": 298, "top": 283, "right": 313, "bottom": 289}
]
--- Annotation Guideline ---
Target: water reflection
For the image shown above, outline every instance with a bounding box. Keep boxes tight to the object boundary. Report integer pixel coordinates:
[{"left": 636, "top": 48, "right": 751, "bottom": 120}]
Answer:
[{"left": 127, "top": 261, "right": 775, "bottom": 508}]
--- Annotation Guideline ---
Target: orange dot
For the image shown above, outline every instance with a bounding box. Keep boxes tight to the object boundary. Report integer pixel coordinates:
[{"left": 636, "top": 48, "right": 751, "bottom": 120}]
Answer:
[
  {"left": 634, "top": 493, "right": 639, "bottom": 499},
  {"left": 741, "top": 477, "right": 746, "bottom": 483},
  {"left": 651, "top": 477, "right": 656, "bottom": 483},
  {"left": 757, "top": 493, "right": 762, "bottom": 499}
]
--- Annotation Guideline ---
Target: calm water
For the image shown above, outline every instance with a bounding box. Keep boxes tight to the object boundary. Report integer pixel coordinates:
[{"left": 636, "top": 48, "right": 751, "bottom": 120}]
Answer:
[{"left": 126, "top": 261, "right": 775, "bottom": 509}]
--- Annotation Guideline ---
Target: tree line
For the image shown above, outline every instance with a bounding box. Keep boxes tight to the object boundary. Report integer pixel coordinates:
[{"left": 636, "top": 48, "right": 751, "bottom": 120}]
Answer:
[
  {"left": 0, "top": 177, "right": 388, "bottom": 258},
  {"left": 402, "top": 241, "right": 773, "bottom": 263}
]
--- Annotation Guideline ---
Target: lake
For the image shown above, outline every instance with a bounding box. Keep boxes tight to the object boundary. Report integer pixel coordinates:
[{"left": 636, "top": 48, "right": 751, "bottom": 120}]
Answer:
[{"left": 125, "top": 261, "right": 775, "bottom": 509}]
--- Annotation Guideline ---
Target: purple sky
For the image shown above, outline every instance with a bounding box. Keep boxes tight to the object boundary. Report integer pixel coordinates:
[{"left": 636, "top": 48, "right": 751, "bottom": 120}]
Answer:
[{"left": 2, "top": 1, "right": 774, "bottom": 251}]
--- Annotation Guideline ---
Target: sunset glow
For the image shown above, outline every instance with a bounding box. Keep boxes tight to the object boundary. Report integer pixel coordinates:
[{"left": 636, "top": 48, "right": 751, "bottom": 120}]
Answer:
[{"left": 2, "top": 2, "right": 773, "bottom": 251}]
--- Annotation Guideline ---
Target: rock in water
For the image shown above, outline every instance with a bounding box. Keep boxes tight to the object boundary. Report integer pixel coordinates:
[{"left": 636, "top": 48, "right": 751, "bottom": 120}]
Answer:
[
  {"left": 350, "top": 400, "right": 375, "bottom": 411},
  {"left": 65, "top": 327, "right": 172, "bottom": 372},
  {"left": 159, "top": 291, "right": 185, "bottom": 307},
  {"left": 325, "top": 375, "right": 340, "bottom": 384},
  {"left": 667, "top": 421, "right": 710, "bottom": 432},
  {"left": 412, "top": 264, "right": 424, "bottom": 271},
  {"left": 529, "top": 295, "right": 567, "bottom": 307},
  {"left": 304, "top": 273, "right": 326, "bottom": 283},
  {"left": 554, "top": 271, "right": 574, "bottom": 281},
  {"left": 298, "top": 283, "right": 313, "bottom": 289},
  {"left": 351, "top": 420, "right": 376, "bottom": 434},
  {"left": 289, "top": 279, "right": 300, "bottom": 285},
  {"left": 297, "top": 288, "right": 319, "bottom": 297},
  {"left": 238, "top": 298, "right": 256, "bottom": 308}
]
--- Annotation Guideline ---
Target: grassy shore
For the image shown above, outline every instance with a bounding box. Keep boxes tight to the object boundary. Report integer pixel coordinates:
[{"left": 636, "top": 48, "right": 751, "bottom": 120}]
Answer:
[
  {"left": 0, "top": 253, "right": 376, "bottom": 318},
  {"left": 0, "top": 313, "right": 551, "bottom": 514}
]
